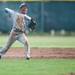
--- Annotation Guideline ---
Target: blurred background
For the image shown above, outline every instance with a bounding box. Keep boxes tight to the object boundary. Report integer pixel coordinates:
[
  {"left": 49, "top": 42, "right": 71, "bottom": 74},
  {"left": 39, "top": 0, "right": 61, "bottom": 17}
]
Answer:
[{"left": 0, "top": 1, "right": 75, "bottom": 36}]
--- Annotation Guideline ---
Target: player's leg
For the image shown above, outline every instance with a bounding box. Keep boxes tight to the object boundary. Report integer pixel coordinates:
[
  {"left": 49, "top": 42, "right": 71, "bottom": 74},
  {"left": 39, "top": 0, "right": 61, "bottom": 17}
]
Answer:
[
  {"left": 0, "top": 31, "right": 16, "bottom": 56},
  {"left": 18, "top": 33, "right": 30, "bottom": 59}
]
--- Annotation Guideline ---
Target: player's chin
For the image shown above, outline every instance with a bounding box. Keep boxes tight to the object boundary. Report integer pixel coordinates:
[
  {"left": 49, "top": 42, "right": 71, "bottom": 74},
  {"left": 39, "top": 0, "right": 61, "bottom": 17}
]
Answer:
[{"left": 21, "top": 11, "right": 27, "bottom": 14}]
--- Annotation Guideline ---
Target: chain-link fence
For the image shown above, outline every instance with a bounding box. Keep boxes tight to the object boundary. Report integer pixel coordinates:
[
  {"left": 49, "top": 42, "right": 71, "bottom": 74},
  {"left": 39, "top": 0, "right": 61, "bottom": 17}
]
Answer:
[{"left": 0, "top": 1, "right": 75, "bottom": 33}]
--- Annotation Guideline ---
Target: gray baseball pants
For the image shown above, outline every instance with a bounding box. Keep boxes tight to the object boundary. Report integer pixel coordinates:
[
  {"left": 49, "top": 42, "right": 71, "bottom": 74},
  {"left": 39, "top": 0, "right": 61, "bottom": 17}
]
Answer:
[{"left": 0, "top": 29, "right": 30, "bottom": 58}]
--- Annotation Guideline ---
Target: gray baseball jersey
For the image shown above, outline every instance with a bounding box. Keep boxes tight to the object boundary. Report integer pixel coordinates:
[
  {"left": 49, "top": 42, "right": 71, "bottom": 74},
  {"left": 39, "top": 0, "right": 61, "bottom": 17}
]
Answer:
[{"left": 5, "top": 8, "right": 31, "bottom": 32}]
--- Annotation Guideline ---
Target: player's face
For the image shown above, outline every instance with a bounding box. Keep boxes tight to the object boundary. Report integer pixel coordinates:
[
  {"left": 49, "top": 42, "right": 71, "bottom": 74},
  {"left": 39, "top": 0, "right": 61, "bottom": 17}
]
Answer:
[{"left": 20, "top": 6, "right": 28, "bottom": 14}]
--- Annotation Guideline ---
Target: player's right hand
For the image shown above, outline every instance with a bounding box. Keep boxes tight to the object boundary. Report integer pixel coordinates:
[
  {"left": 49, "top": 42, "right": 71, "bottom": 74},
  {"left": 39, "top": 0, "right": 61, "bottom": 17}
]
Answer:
[
  {"left": 4, "top": 8, "right": 11, "bottom": 17},
  {"left": 4, "top": 9, "right": 9, "bottom": 13}
]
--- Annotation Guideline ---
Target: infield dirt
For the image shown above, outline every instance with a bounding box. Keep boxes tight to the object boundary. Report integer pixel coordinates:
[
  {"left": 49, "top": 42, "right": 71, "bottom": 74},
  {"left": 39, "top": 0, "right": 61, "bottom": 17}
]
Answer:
[{"left": 2, "top": 48, "right": 75, "bottom": 59}]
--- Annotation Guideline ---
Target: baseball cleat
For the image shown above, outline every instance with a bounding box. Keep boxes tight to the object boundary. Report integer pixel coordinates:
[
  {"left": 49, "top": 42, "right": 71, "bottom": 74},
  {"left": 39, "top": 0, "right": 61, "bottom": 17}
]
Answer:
[
  {"left": 0, "top": 55, "right": 1, "bottom": 59},
  {"left": 26, "top": 57, "right": 30, "bottom": 60},
  {"left": 0, "top": 48, "right": 2, "bottom": 59},
  {"left": 0, "top": 53, "right": 2, "bottom": 59},
  {"left": 26, "top": 54, "right": 30, "bottom": 60}
]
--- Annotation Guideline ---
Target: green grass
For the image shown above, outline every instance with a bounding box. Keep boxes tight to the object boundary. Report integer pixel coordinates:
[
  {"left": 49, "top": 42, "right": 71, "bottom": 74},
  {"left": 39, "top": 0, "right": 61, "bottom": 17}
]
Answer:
[
  {"left": 0, "top": 59, "right": 75, "bottom": 75},
  {"left": 0, "top": 34, "right": 75, "bottom": 75},
  {"left": 0, "top": 34, "right": 75, "bottom": 48}
]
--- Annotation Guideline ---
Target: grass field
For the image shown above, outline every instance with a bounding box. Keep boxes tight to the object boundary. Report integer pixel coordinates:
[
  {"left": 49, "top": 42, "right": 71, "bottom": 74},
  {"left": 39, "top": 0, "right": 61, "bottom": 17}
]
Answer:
[
  {"left": 0, "top": 59, "right": 75, "bottom": 75},
  {"left": 0, "top": 33, "right": 75, "bottom": 75},
  {"left": 0, "top": 34, "right": 75, "bottom": 48}
]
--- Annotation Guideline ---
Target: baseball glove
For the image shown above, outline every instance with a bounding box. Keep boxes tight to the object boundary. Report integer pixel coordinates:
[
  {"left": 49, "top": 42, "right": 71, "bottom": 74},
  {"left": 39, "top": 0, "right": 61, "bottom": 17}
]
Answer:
[{"left": 28, "top": 18, "right": 36, "bottom": 31}]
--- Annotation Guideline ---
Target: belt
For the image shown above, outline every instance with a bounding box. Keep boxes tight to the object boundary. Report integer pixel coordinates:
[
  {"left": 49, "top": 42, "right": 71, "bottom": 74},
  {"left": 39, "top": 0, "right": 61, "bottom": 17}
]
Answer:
[{"left": 13, "top": 28, "right": 25, "bottom": 33}]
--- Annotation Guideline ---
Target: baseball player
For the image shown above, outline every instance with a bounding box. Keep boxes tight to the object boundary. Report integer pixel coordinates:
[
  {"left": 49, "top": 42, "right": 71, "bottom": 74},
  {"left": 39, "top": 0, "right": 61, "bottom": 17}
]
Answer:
[{"left": 0, "top": 3, "right": 36, "bottom": 59}]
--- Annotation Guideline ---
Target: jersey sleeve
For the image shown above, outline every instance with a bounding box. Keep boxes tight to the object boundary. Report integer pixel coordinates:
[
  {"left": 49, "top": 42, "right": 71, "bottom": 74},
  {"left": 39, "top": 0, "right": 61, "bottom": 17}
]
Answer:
[{"left": 24, "top": 14, "right": 31, "bottom": 20}]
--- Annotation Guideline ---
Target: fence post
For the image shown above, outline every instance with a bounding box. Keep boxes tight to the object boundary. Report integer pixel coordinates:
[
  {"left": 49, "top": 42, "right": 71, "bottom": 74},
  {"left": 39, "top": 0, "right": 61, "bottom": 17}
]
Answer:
[{"left": 41, "top": 2, "right": 44, "bottom": 32}]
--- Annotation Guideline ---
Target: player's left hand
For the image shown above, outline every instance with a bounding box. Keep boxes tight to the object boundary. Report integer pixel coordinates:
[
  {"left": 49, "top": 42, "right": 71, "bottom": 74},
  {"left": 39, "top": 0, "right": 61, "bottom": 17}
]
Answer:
[{"left": 28, "top": 18, "right": 36, "bottom": 31}]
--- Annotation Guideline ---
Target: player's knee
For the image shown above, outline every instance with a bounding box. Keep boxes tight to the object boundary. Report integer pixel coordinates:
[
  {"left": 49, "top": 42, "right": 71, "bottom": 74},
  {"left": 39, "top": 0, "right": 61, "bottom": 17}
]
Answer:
[{"left": 23, "top": 40, "right": 29, "bottom": 46}]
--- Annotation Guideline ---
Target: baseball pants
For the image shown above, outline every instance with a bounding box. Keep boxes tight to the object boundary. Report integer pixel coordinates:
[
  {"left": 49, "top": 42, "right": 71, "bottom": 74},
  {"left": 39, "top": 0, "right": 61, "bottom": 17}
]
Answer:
[{"left": 0, "top": 29, "right": 30, "bottom": 58}]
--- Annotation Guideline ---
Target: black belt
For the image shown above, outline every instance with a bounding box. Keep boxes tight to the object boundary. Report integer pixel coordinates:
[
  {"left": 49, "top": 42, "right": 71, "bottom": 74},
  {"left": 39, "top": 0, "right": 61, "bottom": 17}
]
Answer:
[{"left": 14, "top": 28, "right": 25, "bottom": 33}]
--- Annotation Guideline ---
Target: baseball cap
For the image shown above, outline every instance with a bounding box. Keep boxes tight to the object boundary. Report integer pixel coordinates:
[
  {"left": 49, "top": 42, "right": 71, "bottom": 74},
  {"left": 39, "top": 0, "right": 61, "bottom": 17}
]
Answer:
[{"left": 19, "top": 3, "right": 28, "bottom": 9}]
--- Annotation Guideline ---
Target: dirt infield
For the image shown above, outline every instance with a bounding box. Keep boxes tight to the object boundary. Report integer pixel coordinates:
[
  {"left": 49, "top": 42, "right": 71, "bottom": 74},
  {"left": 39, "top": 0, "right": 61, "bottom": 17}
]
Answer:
[{"left": 2, "top": 48, "right": 75, "bottom": 59}]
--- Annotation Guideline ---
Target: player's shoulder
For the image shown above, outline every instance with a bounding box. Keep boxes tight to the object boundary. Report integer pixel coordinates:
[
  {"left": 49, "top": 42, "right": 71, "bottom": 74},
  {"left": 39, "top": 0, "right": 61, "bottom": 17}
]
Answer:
[{"left": 16, "top": 13, "right": 24, "bottom": 18}]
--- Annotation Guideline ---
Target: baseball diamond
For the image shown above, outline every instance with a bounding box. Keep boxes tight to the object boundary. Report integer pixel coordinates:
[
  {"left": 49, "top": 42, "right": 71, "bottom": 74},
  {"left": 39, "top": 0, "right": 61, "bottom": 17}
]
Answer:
[{"left": 0, "top": 1, "right": 75, "bottom": 75}]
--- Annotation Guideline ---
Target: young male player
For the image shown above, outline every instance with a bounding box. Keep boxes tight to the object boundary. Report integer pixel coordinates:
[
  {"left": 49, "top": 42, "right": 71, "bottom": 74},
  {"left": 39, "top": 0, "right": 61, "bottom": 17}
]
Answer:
[{"left": 0, "top": 3, "right": 36, "bottom": 60}]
